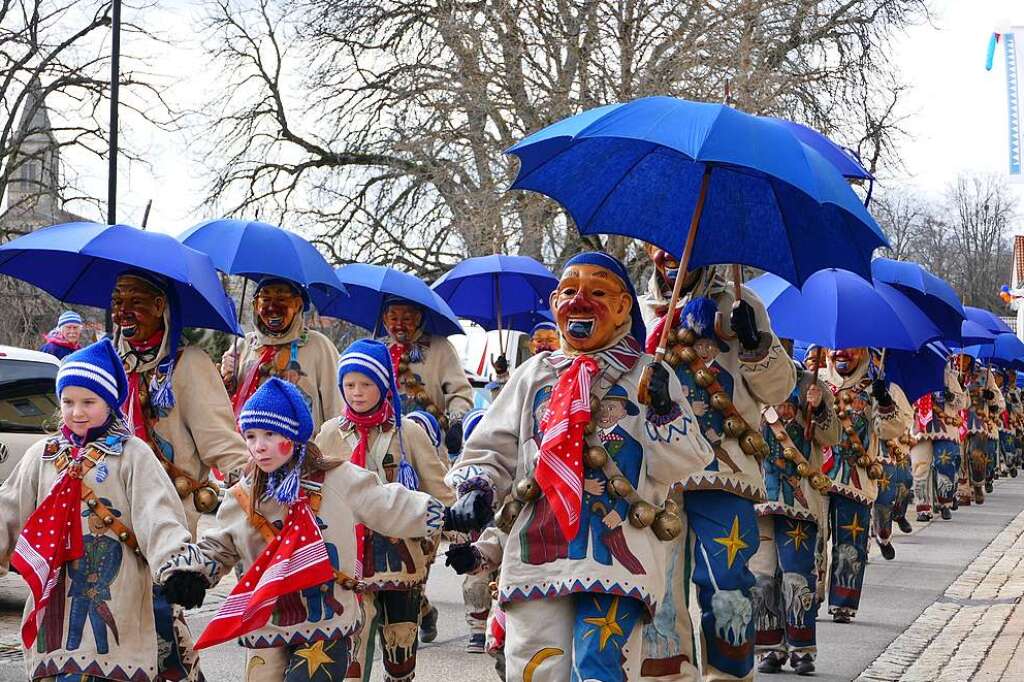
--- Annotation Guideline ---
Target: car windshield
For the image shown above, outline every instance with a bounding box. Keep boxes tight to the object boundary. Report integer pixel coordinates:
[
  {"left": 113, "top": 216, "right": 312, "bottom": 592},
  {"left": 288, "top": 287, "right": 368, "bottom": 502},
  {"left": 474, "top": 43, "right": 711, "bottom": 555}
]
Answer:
[{"left": 0, "top": 358, "right": 58, "bottom": 433}]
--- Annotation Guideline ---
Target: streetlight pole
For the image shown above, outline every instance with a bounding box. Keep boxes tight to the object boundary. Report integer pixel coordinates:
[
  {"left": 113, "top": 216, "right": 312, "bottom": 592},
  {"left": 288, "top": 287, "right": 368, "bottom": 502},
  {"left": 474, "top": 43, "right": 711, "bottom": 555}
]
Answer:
[{"left": 105, "top": 0, "right": 121, "bottom": 335}]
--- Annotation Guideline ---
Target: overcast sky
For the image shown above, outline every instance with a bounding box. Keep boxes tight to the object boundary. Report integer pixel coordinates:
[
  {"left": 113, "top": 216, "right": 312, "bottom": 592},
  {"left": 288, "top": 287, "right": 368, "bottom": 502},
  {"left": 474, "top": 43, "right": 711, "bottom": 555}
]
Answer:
[{"left": 62, "top": 0, "right": 1024, "bottom": 236}]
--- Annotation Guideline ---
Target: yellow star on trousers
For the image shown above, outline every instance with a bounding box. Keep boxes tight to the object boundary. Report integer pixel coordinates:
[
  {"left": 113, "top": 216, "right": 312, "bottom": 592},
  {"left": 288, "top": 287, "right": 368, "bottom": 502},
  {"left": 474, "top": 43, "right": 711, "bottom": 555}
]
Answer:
[
  {"left": 294, "top": 640, "right": 334, "bottom": 678},
  {"left": 939, "top": 451, "right": 952, "bottom": 465},
  {"left": 841, "top": 514, "right": 865, "bottom": 542},
  {"left": 784, "top": 521, "right": 810, "bottom": 552},
  {"left": 713, "top": 516, "right": 750, "bottom": 568},
  {"left": 878, "top": 471, "right": 892, "bottom": 491},
  {"left": 582, "top": 596, "right": 625, "bottom": 651}
]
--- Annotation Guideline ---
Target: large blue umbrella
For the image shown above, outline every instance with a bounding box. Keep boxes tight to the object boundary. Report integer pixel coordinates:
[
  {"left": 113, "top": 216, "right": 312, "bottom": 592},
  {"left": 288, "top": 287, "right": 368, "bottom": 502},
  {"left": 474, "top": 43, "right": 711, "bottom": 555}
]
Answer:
[
  {"left": 963, "top": 332, "right": 1024, "bottom": 368},
  {"left": 959, "top": 320, "right": 996, "bottom": 346},
  {"left": 764, "top": 118, "right": 873, "bottom": 182},
  {"left": 324, "top": 264, "right": 463, "bottom": 336},
  {"left": 964, "top": 306, "right": 1014, "bottom": 335},
  {"left": 498, "top": 309, "right": 555, "bottom": 334},
  {"left": 883, "top": 342, "right": 953, "bottom": 403},
  {"left": 178, "top": 219, "right": 347, "bottom": 313},
  {"left": 747, "top": 269, "right": 941, "bottom": 351},
  {"left": 871, "top": 258, "right": 965, "bottom": 341},
  {"left": 432, "top": 255, "right": 557, "bottom": 334},
  {"left": 0, "top": 222, "right": 241, "bottom": 334},
  {"left": 507, "top": 96, "right": 888, "bottom": 291}
]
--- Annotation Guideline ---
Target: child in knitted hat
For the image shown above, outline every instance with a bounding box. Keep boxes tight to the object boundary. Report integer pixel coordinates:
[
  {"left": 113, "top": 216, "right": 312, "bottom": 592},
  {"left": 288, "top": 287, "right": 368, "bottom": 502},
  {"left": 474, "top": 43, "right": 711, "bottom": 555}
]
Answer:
[
  {"left": 189, "top": 377, "right": 446, "bottom": 680},
  {"left": 0, "top": 338, "right": 210, "bottom": 682},
  {"left": 314, "top": 338, "right": 482, "bottom": 681}
]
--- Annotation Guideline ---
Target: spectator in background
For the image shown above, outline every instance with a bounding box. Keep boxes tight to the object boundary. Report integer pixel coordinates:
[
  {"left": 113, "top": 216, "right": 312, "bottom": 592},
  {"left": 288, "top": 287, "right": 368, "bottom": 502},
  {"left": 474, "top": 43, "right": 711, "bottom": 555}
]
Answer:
[{"left": 38, "top": 310, "right": 84, "bottom": 359}]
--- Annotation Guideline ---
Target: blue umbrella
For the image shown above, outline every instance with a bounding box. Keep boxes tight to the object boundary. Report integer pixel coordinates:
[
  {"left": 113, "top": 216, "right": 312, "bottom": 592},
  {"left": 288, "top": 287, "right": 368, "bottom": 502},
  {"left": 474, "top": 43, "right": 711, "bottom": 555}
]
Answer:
[
  {"left": 764, "top": 118, "right": 873, "bottom": 182},
  {"left": 959, "top": 320, "right": 996, "bottom": 346},
  {"left": 963, "top": 332, "right": 1024, "bottom": 368},
  {"left": 964, "top": 306, "right": 1014, "bottom": 335},
  {"left": 432, "top": 255, "right": 557, "bottom": 335},
  {"left": 178, "top": 219, "right": 347, "bottom": 313},
  {"left": 871, "top": 258, "right": 965, "bottom": 341},
  {"left": 0, "top": 222, "right": 240, "bottom": 334},
  {"left": 324, "top": 263, "right": 463, "bottom": 336},
  {"left": 507, "top": 96, "right": 888, "bottom": 291},
  {"left": 498, "top": 309, "right": 555, "bottom": 334},
  {"left": 747, "top": 269, "right": 941, "bottom": 351},
  {"left": 883, "top": 342, "right": 952, "bottom": 403}
]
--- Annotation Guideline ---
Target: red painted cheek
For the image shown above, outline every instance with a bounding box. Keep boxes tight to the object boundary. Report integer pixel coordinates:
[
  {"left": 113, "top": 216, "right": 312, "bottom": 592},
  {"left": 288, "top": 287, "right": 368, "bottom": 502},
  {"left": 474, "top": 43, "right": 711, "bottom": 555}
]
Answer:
[{"left": 278, "top": 440, "right": 294, "bottom": 456}]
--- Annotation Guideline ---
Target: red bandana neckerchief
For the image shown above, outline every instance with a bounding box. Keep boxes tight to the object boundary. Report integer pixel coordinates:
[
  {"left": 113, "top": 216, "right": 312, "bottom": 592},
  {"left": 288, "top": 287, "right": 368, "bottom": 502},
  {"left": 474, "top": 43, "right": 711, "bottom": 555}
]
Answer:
[
  {"left": 121, "top": 330, "right": 166, "bottom": 440},
  {"left": 537, "top": 354, "right": 599, "bottom": 542},
  {"left": 194, "top": 495, "right": 333, "bottom": 650},
  {"left": 388, "top": 342, "right": 408, "bottom": 378},
  {"left": 915, "top": 394, "right": 934, "bottom": 432},
  {"left": 344, "top": 400, "right": 395, "bottom": 578},
  {"left": 231, "top": 345, "right": 278, "bottom": 418},
  {"left": 11, "top": 444, "right": 85, "bottom": 648}
]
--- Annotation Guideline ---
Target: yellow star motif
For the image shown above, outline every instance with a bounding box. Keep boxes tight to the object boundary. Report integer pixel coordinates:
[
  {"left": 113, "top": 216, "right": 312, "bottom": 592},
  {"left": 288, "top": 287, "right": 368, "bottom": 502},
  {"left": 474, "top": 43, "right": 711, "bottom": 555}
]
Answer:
[
  {"left": 840, "top": 514, "right": 865, "bottom": 542},
  {"left": 784, "top": 521, "right": 810, "bottom": 552},
  {"left": 878, "top": 471, "right": 892, "bottom": 491},
  {"left": 939, "top": 452, "right": 952, "bottom": 465},
  {"left": 582, "top": 596, "right": 625, "bottom": 650},
  {"left": 713, "top": 516, "right": 750, "bottom": 568},
  {"left": 294, "top": 640, "right": 334, "bottom": 678}
]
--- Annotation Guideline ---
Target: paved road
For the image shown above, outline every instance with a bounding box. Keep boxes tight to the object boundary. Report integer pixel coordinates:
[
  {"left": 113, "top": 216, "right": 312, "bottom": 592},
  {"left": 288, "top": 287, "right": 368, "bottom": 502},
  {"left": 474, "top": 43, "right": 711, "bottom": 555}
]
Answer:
[{"left": 2, "top": 476, "right": 1024, "bottom": 680}]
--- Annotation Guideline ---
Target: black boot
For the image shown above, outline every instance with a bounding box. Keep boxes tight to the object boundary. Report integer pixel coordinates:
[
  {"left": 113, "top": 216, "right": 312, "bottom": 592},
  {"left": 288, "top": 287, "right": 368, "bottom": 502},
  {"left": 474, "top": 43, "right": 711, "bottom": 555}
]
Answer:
[
  {"left": 986, "top": 480, "right": 994, "bottom": 493},
  {"left": 940, "top": 506, "right": 952, "bottom": 520},
  {"left": 420, "top": 605, "right": 439, "bottom": 643},
  {"left": 790, "top": 653, "right": 816, "bottom": 676},
  {"left": 832, "top": 608, "right": 852, "bottom": 624},
  {"left": 897, "top": 517, "right": 913, "bottom": 534},
  {"left": 758, "top": 652, "right": 785, "bottom": 674},
  {"left": 916, "top": 511, "right": 931, "bottom": 523},
  {"left": 878, "top": 539, "right": 896, "bottom": 560}
]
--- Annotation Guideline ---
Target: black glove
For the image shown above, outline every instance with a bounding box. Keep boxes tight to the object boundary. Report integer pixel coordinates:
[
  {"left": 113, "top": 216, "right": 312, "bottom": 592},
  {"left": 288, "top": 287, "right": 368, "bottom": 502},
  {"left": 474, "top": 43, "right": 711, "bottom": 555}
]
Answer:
[
  {"left": 444, "top": 542, "right": 481, "bottom": 575},
  {"left": 871, "top": 379, "right": 893, "bottom": 407},
  {"left": 983, "top": 389, "right": 996, "bottom": 402},
  {"left": 730, "top": 299, "right": 761, "bottom": 351},
  {"left": 445, "top": 418, "right": 464, "bottom": 455},
  {"left": 162, "top": 571, "right": 208, "bottom": 610},
  {"left": 492, "top": 354, "right": 509, "bottom": 375},
  {"left": 444, "top": 490, "right": 493, "bottom": 534},
  {"left": 942, "top": 390, "right": 955, "bottom": 403},
  {"left": 647, "top": 362, "right": 674, "bottom": 416}
]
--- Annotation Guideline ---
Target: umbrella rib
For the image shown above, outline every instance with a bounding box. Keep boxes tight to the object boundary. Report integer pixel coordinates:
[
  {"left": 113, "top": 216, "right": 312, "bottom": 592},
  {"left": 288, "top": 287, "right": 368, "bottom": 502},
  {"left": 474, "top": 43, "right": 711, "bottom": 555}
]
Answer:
[{"left": 579, "top": 143, "right": 661, "bottom": 234}]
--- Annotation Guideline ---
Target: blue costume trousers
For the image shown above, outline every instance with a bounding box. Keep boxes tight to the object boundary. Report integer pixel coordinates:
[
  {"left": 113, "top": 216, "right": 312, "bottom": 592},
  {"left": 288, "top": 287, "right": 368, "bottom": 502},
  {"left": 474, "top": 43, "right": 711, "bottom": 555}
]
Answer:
[{"left": 828, "top": 495, "right": 871, "bottom": 616}]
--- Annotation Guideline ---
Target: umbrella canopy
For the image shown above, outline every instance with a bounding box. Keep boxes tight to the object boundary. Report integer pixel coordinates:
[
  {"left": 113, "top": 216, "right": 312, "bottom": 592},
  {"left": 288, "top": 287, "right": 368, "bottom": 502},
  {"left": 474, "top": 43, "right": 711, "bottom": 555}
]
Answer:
[
  {"left": 506, "top": 96, "right": 888, "bottom": 287},
  {"left": 963, "top": 332, "right": 1024, "bottom": 368},
  {"left": 883, "top": 342, "right": 952, "bottom": 403},
  {"left": 324, "top": 264, "right": 463, "bottom": 336},
  {"left": 747, "top": 269, "right": 941, "bottom": 351},
  {"left": 0, "top": 222, "right": 241, "bottom": 334},
  {"left": 432, "top": 255, "right": 557, "bottom": 332},
  {"left": 178, "top": 219, "right": 347, "bottom": 313},
  {"left": 475, "top": 309, "right": 555, "bottom": 335},
  {"left": 964, "top": 306, "right": 1014, "bottom": 335},
  {"left": 958, "top": 320, "right": 996, "bottom": 347},
  {"left": 764, "top": 118, "right": 873, "bottom": 181},
  {"left": 871, "top": 258, "right": 965, "bottom": 340}
]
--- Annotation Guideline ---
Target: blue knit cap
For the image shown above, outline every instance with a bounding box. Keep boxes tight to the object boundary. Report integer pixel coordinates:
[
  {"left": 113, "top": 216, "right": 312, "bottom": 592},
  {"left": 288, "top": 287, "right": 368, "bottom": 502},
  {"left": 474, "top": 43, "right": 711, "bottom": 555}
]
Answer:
[
  {"left": 338, "top": 339, "right": 402, "bottom": 425},
  {"left": 462, "top": 408, "right": 486, "bottom": 442},
  {"left": 562, "top": 252, "right": 645, "bottom": 347},
  {"left": 407, "top": 410, "right": 441, "bottom": 448},
  {"left": 57, "top": 310, "right": 83, "bottom": 327},
  {"left": 238, "top": 377, "right": 314, "bottom": 443},
  {"left": 530, "top": 320, "right": 557, "bottom": 335},
  {"left": 255, "top": 276, "right": 311, "bottom": 312},
  {"left": 57, "top": 338, "right": 128, "bottom": 412}
]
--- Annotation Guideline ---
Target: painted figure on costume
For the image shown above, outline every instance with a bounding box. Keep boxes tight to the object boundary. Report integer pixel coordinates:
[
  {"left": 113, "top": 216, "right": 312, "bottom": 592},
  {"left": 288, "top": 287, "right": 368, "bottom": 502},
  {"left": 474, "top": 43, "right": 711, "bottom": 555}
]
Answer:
[
  {"left": 66, "top": 502, "right": 124, "bottom": 655},
  {"left": 910, "top": 362, "right": 967, "bottom": 522},
  {"left": 958, "top": 355, "right": 1004, "bottom": 504}
]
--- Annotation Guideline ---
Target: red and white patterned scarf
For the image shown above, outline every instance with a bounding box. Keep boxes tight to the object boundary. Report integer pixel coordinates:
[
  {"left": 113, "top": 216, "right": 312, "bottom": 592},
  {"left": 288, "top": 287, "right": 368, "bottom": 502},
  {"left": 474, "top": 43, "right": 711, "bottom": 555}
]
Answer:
[
  {"left": 345, "top": 400, "right": 394, "bottom": 578},
  {"left": 194, "top": 496, "right": 333, "bottom": 650}
]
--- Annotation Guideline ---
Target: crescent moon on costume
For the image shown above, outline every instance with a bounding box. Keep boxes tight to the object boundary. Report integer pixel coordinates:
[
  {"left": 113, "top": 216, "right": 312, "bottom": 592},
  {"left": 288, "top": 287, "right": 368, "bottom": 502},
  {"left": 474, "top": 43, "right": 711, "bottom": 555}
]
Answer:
[{"left": 523, "top": 646, "right": 564, "bottom": 682}]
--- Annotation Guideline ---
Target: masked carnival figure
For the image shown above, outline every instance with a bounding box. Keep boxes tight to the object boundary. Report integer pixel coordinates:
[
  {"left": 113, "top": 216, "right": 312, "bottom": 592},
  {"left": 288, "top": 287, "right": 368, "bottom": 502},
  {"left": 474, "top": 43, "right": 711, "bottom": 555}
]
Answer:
[
  {"left": 447, "top": 252, "right": 715, "bottom": 682},
  {"left": 958, "top": 355, "right": 1004, "bottom": 504},
  {"left": 994, "top": 368, "right": 1016, "bottom": 479},
  {"left": 820, "top": 348, "right": 911, "bottom": 623},
  {"left": 222, "top": 277, "right": 344, "bottom": 432},
  {"left": 752, "top": 359, "right": 839, "bottom": 676},
  {"left": 910, "top": 363, "right": 967, "bottom": 522},
  {"left": 1004, "top": 378, "right": 1024, "bottom": 477},
  {"left": 637, "top": 247, "right": 796, "bottom": 682}
]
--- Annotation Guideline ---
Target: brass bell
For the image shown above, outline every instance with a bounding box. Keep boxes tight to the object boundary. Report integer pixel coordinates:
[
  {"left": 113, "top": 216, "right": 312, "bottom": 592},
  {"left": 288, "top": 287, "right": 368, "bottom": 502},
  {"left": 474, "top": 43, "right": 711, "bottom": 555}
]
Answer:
[
  {"left": 663, "top": 497, "right": 681, "bottom": 516},
  {"left": 710, "top": 392, "right": 732, "bottom": 412},
  {"left": 812, "top": 474, "right": 832, "bottom": 492},
  {"left": 724, "top": 416, "right": 747, "bottom": 439},
  {"left": 782, "top": 447, "right": 800, "bottom": 461},
  {"left": 583, "top": 446, "right": 608, "bottom": 469},
  {"left": 134, "top": 547, "right": 142, "bottom": 556},
  {"left": 495, "top": 499, "right": 524, "bottom": 534},
  {"left": 320, "top": 583, "right": 330, "bottom": 593},
  {"left": 868, "top": 462, "right": 884, "bottom": 480},
  {"left": 628, "top": 500, "right": 657, "bottom": 528},
  {"left": 102, "top": 515, "right": 114, "bottom": 526},
  {"left": 796, "top": 462, "right": 810, "bottom": 477},
  {"left": 608, "top": 476, "right": 634, "bottom": 499},
  {"left": 680, "top": 329, "right": 697, "bottom": 345},
  {"left": 667, "top": 328, "right": 679, "bottom": 344},
  {"left": 652, "top": 510, "right": 684, "bottom": 541},
  {"left": 398, "top": 362, "right": 409, "bottom": 374},
  {"left": 856, "top": 455, "right": 870, "bottom": 467},
  {"left": 694, "top": 369, "right": 715, "bottom": 388},
  {"left": 755, "top": 435, "right": 771, "bottom": 459},
  {"left": 194, "top": 486, "right": 220, "bottom": 514},
  {"left": 679, "top": 347, "right": 698, "bottom": 364},
  {"left": 118, "top": 531, "right": 129, "bottom": 542},
  {"left": 664, "top": 350, "right": 680, "bottom": 367},
  {"left": 515, "top": 477, "right": 541, "bottom": 502},
  {"left": 401, "top": 352, "right": 411, "bottom": 364},
  {"left": 173, "top": 476, "right": 192, "bottom": 498}
]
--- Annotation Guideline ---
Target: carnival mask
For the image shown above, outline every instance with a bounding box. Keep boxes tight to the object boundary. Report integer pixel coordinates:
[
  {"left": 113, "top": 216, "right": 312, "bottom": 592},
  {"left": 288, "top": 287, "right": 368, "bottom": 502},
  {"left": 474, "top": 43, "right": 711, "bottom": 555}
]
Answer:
[
  {"left": 383, "top": 303, "right": 423, "bottom": 344},
  {"left": 110, "top": 275, "right": 166, "bottom": 341},
  {"left": 829, "top": 347, "right": 866, "bottom": 376},
  {"left": 254, "top": 282, "right": 303, "bottom": 335},
  {"left": 530, "top": 328, "right": 559, "bottom": 353},
  {"left": 550, "top": 264, "right": 632, "bottom": 352},
  {"left": 645, "top": 243, "right": 698, "bottom": 292}
]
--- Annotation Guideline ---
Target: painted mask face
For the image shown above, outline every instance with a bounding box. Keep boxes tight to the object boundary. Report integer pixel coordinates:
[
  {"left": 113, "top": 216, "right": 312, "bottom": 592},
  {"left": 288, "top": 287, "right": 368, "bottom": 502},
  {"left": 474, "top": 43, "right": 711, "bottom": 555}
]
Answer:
[
  {"left": 829, "top": 347, "right": 866, "bottom": 376},
  {"left": 383, "top": 303, "right": 423, "bottom": 343},
  {"left": 645, "top": 243, "right": 698, "bottom": 291},
  {"left": 775, "top": 401, "right": 798, "bottom": 422},
  {"left": 530, "top": 329, "right": 559, "bottom": 353},
  {"left": 550, "top": 264, "right": 632, "bottom": 352},
  {"left": 995, "top": 372, "right": 1006, "bottom": 388},
  {"left": 243, "top": 429, "right": 294, "bottom": 473},
  {"left": 110, "top": 275, "right": 166, "bottom": 341},
  {"left": 254, "top": 282, "right": 303, "bottom": 334},
  {"left": 803, "top": 347, "right": 821, "bottom": 372}
]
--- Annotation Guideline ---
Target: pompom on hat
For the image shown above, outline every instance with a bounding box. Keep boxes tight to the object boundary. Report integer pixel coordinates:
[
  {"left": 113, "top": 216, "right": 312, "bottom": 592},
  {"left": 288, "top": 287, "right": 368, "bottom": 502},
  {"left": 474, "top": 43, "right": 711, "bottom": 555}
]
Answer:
[
  {"left": 57, "top": 338, "right": 128, "bottom": 412},
  {"left": 462, "top": 408, "right": 486, "bottom": 442},
  {"left": 238, "top": 377, "right": 314, "bottom": 444}
]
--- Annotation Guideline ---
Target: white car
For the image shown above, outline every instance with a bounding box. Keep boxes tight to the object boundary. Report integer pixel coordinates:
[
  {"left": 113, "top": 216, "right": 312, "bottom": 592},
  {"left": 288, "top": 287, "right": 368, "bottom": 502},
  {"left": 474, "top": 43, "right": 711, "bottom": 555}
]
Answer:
[{"left": 0, "top": 346, "right": 59, "bottom": 483}]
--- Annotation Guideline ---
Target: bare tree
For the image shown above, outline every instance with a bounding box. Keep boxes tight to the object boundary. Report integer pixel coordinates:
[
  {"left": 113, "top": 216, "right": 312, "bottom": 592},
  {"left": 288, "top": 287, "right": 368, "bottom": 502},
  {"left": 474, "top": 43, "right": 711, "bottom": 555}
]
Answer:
[
  {"left": 195, "top": 0, "right": 928, "bottom": 278},
  {"left": 873, "top": 188, "right": 933, "bottom": 261}
]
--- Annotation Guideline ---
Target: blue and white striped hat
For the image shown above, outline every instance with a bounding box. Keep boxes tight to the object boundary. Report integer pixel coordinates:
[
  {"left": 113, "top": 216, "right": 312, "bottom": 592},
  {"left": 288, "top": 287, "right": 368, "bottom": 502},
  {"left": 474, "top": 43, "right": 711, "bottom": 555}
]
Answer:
[
  {"left": 57, "top": 338, "right": 128, "bottom": 411},
  {"left": 338, "top": 338, "right": 402, "bottom": 424},
  {"left": 57, "top": 310, "right": 83, "bottom": 328},
  {"left": 407, "top": 410, "right": 441, "bottom": 447},
  {"left": 462, "top": 408, "right": 486, "bottom": 442},
  {"left": 238, "top": 377, "right": 314, "bottom": 443}
]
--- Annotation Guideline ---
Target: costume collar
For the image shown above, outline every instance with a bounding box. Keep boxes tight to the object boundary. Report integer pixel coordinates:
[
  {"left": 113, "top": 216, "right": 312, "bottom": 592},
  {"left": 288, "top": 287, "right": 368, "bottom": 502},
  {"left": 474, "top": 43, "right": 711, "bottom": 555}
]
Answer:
[
  {"left": 546, "top": 332, "right": 642, "bottom": 375},
  {"left": 254, "top": 312, "right": 306, "bottom": 348},
  {"left": 117, "top": 307, "right": 172, "bottom": 375},
  {"left": 46, "top": 418, "right": 130, "bottom": 460}
]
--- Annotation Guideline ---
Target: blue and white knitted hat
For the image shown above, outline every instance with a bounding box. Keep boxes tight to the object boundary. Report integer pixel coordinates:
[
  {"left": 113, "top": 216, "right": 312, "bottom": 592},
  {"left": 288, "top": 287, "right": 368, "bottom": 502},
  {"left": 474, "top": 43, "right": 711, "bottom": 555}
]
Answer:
[
  {"left": 530, "top": 320, "right": 556, "bottom": 335},
  {"left": 57, "top": 338, "right": 128, "bottom": 411},
  {"left": 462, "top": 408, "right": 486, "bottom": 442},
  {"left": 238, "top": 377, "right": 314, "bottom": 443},
  {"left": 338, "top": 338, "right": 402, "bottom": 425},
  {"left": 407, "top": 410, "right": 441, "bottom": 448},
  {"left": 57, "top": 310, "right": 83, "bottom": 327}
]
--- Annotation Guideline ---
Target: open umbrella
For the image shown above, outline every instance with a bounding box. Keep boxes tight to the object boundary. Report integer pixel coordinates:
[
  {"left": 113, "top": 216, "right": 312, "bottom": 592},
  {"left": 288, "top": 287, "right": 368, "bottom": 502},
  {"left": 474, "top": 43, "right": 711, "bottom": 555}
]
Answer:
[
  {"left": 959, "top": 320, "right": 996, "bottom": 346},
  {"left": 0, "top": 222, "right": 240, "bottom": 334},
  {"left": 964, "top": 306, "right": 1014, "bottom": 335},
  {"left": 323, "top": 264, "right": 463, "bottom": 336},
  {"left": 432, "top": 254, "right": 557, "bottom": 353},
  {"left": 746, "top": 269, "right": 941, "bottom": 352},
  {"left": 963, "top": 332, "right": 1024, "bottom": 369},
  {"left": 883, "top": 342, "right": 953, "bottom": 403}
]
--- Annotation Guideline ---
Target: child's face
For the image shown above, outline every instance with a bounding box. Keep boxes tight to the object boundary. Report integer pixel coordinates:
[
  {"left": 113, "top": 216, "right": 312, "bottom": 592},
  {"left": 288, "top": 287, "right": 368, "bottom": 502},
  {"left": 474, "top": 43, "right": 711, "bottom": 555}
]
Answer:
[
  {"left": 343, "top": 372, "right": 382, "bottom": 413},
  {"left": 60, "top": 386, "right": 111, "bottom": 438},
  {"left": 244, "top": 428, "right": 294, "bottom": 473}
]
